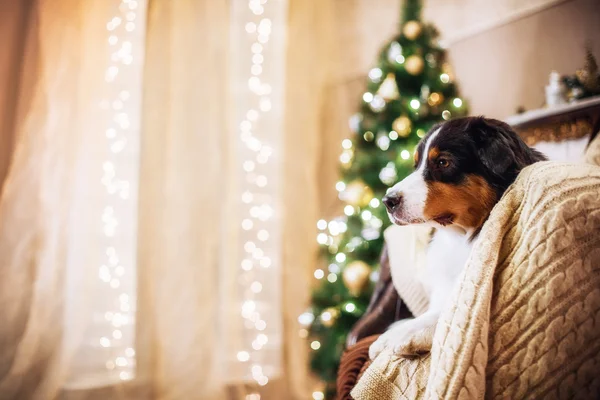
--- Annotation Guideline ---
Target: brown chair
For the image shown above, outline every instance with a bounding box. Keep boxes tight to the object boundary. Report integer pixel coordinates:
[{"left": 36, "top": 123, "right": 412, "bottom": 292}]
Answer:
[{"left": 336, "top": 245, "right": 413, "bottom": 400}]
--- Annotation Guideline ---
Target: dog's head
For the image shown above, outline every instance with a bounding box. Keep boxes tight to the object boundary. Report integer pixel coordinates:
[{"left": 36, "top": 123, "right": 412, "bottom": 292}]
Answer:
[{"left": 383, "top": 116, "right": 546, "bottom": 232}]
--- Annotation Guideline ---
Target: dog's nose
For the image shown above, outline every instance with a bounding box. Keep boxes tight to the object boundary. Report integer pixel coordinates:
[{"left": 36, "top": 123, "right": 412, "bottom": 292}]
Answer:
[{"left": 382, "top": 193, "right": 402, "bottom": 212}]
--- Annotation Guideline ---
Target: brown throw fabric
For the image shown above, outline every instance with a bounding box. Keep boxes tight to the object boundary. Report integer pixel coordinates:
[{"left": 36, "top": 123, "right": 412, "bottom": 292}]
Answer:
[{"left": 337, "top": 335, "right": 377, "bottom": 400}]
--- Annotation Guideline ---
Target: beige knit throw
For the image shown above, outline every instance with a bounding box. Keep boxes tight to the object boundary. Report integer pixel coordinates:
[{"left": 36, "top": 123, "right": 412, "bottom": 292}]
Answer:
[{"left": 352, "top": 155, "right": 600, "bottom": 399}]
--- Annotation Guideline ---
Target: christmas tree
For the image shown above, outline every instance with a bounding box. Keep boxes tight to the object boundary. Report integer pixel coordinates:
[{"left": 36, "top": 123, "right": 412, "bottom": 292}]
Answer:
[{"left": 299, "top": 1, "right": 468, "bottom": 398}]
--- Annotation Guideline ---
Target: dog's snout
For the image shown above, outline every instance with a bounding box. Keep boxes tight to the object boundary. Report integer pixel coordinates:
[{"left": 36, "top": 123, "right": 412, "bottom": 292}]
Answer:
[{"left": 383, "top": 193, "right": 402, "bottom": 212}]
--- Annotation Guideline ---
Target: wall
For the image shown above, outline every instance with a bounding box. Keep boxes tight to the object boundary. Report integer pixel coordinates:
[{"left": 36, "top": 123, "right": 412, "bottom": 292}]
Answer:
[
  {"left": 328, "top": 0, "right": 600, "bottom": 118},
  {"left": 437, "top": 0, "right": 600, "bottom": 117}
]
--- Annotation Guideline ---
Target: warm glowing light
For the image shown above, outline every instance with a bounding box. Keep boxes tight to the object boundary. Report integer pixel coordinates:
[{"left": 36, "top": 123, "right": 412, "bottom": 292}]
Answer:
[
  {"left": 313, "top": 392, "right": 325, "bottom": 400},
  {"left": 311, "top": 341, "right": 321, "bottom": 350},
  {"left": 340, "top": 152, "right": 351, "bottom": 163},
  {"left": 237, "top": 351, "right": 250, "bottom": 362},
  {"left": 251, "top": 281, "right": 263, "bottom": 293},
  {"left": 242, "top": 219, "right": 253, "bottom": 230},
  {"left": 368, "top": 67, "right": 383, "bottom": 81},
  {"left": 257, "top": 229, "right": 269, "bottom": 241},
  {"left": 401, "top": 150, "right": 410, "bottom": 160},
  {"left": 298, "top": 312, "right": 314, "bottom": 326},
  {"left": 317, "top": 233, "right": 328, "bottom": 244},
  {"left": 314, "top": 269, "right": 325, "bottom": 279},
  {"left": 234, "top": 0, "right": 282, "bottom": 386}
]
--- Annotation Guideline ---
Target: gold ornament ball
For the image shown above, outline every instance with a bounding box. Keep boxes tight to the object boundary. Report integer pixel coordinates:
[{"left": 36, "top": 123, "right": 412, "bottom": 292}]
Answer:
[
  {"left": 405, "top": 55, "right": 424, "bottom": 76},
  {"left": 342, "top": 261, "right": 371, "bottom": 296},
  {"left": 402, "top": 21, "right": 423, "bottom": 40},
  {"left": 320, "top": 307, "right": 340, "bottom": 328},
  {"left": 343, "top": 181, "right": 373, "bottom": 207},
  {"left": 427, "top": 92, "right": 444, "bottom": 106},
  {"left": 392, "top": 116, "right": 412, "bottom": 137}
]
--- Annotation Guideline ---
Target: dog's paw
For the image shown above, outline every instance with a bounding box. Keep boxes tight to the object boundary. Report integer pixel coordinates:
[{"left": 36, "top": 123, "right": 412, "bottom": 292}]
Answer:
[
  {"left": 368, "top": 320, "right": 411, "bottom": 360},
  {"left": 369, "top": 317, "right": 437, "bottom": 360},
  {"left": 368, "top": 335, "right": 387, "bottom": 360},
  {"left": 388, "top": 324, "right": 435, "bottom": 357},
  {"left": 369, "top": 319, "right": 414, "bottom": 360}
]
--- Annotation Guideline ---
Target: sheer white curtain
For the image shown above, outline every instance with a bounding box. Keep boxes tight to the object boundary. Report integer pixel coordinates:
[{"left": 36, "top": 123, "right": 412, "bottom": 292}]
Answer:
[
  {"left": 61, "top": 0, "right": 147, "bottom": 390},
  {"left": 0, "top": 0, "right": 342, "bottom": 398},
  {"left": 0, "top": 0, "right": 146, "bottom": 398}
]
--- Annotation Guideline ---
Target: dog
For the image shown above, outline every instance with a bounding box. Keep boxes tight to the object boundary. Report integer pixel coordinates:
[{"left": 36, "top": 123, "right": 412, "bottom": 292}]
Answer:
[{"left": 369, "top": 116, "right": 547, "bottom": 360}]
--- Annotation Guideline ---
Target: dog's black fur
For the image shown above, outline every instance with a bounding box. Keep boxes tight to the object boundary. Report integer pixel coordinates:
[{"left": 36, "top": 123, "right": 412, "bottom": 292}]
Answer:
[{"left": 416, "top": 116, "right": 547, "bottom": 203}]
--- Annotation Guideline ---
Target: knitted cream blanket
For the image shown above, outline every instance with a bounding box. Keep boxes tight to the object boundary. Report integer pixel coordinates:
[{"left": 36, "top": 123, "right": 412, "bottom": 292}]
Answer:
[{"left": 352, "top": 160, "right": 600, "bottom": 399}]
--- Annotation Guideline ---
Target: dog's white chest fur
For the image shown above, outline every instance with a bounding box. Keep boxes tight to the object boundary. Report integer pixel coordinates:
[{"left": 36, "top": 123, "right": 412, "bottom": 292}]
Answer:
[
  {"left": 369, "top": 228, "right": 474, "bottom": 359},
  {"left": 422, "top": 228, "right": 473, "bottom": 309}
]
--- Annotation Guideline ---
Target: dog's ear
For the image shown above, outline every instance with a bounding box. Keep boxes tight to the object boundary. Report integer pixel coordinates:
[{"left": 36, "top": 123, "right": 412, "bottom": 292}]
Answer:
[{"left": 470, "top": 117, "right": 546, "bottom": 181}]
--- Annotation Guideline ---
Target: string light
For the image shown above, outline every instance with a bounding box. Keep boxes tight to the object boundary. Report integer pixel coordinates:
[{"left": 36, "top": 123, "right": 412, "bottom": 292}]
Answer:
[
  {"left": 335, "top": 253, "right": 347, "bottom": 263},
  {"left": 95, "top": 0, "right": 143, "bottom": 383},
  {"left": 369, "top": 95, "right": 386, "bottom": 112},
  {"left": 339, "top": 152, "right": 352, "bottom": 164},
  {"left": 234, "top": 1, "right": 285, "bottom": 390},
  {"left": 298, "top": 312, "right": 315, "bottom": 326},
  {"left": 316, "top": 233, "right": 328, "bottom": 244},
  {"left": 376, "top": 135, "right": 390, "bottom": 150},
  {"left": 368, "top": 67, "right": 383, "bottom": 82}
]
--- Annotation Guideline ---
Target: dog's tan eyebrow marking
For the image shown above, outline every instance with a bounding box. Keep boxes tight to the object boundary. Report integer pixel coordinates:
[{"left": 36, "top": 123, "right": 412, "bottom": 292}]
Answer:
[
  {"left": 428, "top": 147, "right": 440, "bottom": 161},
  {"left": 414, "top": 150, "right": 420, "bottom": 166}
]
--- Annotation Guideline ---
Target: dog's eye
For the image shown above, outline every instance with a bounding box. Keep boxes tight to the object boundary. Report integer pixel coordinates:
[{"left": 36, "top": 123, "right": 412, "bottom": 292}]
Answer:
[{"left": 437, "top": 159, "right": 450, "bottom": 168}]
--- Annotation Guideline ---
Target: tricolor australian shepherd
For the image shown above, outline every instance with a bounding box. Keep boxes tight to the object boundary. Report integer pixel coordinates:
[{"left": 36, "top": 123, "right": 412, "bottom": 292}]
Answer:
[{"left": 369, "top": 116, "right": 547, "bottom": 359}]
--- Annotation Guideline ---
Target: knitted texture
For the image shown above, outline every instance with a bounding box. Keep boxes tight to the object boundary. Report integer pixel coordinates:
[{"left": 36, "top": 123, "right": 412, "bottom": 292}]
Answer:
[{"left": 352, "top": 160, "right": 600, "bottom": 400}]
